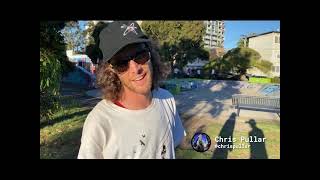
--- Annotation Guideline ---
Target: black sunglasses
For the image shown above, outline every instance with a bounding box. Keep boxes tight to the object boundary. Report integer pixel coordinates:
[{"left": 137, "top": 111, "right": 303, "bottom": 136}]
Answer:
[{"left": 109, "top": 50, "right": 151, "bottom": 72}]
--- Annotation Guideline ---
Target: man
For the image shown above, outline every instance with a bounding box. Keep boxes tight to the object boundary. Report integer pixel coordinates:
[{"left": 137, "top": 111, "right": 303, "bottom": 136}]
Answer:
[{"left": 78, "top": 21, "right": 186, "bottom": 159}]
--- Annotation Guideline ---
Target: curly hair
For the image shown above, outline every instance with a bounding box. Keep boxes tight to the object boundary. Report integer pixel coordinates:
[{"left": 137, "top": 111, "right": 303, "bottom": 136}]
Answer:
[{"left": 96, "top": 40, "right": 170, "bottom": 101}]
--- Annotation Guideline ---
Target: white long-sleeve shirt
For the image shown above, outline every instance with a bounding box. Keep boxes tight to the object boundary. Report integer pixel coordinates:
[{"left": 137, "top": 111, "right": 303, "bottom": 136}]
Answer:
[{"left": 78, "top": 88, "right": 185, "bottom": 159}]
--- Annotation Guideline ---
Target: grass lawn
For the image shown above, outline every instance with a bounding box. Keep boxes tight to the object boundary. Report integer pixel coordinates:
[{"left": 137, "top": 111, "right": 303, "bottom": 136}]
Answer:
[
  {"left": 249, "top": 77, "right": 271, "bottom": 84},
  {"left": 175, "top": 119, "right": 280, "bottom": 159},
  {"left": 40, "top": 98, "right": 90, "bottom": 159}
]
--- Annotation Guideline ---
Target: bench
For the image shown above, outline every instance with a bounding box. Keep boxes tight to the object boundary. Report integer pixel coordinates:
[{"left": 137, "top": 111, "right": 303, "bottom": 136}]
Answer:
[{"left": 232, "top": 94, "right": 280, "bottom": 117}]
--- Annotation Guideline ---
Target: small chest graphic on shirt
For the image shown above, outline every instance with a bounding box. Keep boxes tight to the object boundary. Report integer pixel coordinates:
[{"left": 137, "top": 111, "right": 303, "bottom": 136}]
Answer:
[
  {"left": 161, "top": 145, "right": 167, "bottom": 159},
  {"left": 140, "top": 134, "right": 146, "bottom": 146}
]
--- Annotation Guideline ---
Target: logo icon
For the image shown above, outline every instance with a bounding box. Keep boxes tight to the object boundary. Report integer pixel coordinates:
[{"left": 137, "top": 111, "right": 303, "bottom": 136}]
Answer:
[
  {"left": 191, "top": 133, "right": 211, "bottom": 152},
  {"left": 121, "top": 23, "right": 138, "bottom": 36}
]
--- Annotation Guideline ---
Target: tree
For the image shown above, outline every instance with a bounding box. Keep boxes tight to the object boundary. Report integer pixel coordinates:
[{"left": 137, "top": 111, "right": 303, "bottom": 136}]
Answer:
[
  {"left": 85, "top": 21, "right": 110, "bottom": 64},
  {"left": 40, "top": 48, "right": 61, "bottom": 121},
  {"left": 61, "top": 21, "right": 85, "bottom": 53},
  {"left": 141, "top": 21, "right": 209, "bottom": 70},
  {"left": 40, "top": 21, "right": 74, "bottom": 75},
  {"left": 83, "top": 21, "right": 96, "bottom": 46},
  {"left": 204, "top": 57, "right": 219, "bottom": 73},
  {"left": 251, "top": 59, "right": 273, "bottom": 75},
  {"left": 40, "top": 21, "right": 73, "bottom": 121},
  {"left": 238, "top": 33, "right": 258, "bottom": 48},
  {"left": 222, "top": 47, "right": 261, "bottom": 76},
  {"left": 204, "top": 56, "right": 232, "bottom": 74},
  {"left": 205, "top": 47, "right": 272, "bottom": 80},
  {"left": 40, "top": 22, "right": 66, "bottom": 61},
  {"left": 237, "top": 38, "right": 247, "bottom": 48}
]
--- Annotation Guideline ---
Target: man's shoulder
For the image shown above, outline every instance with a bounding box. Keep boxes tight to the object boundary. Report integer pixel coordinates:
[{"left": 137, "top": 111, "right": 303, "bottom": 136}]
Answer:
[
  {"left": 83, "top": 99, "right": 114, "bottom": 127},
  {"left": 86, "top": 100, "right": 110, "bottom": 120},
  {"left": 152, "top": 87, "right": 174, "bottom": 100}
]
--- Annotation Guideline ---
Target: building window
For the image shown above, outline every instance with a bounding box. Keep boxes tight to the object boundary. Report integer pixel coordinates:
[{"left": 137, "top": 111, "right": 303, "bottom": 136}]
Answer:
[
  {"left": 275, "top": 36, "right": 280, "bottom": 43},
  {"left": 272, "top": 66, "right": 280, "bottom": 73},
  {"left": 277, "top": 53, "right": 280, "bottom": 59},
  {"left": 272, "top": 66, "right": 279, "bottom": 73}
]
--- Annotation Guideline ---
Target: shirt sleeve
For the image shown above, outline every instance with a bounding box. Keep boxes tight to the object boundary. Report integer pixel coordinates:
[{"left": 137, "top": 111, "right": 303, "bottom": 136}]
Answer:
[
  {"left": 173, "top": 111, "right": 186, "bottom": 148},
  {"left": 77, "top": 113, "right": 109, "bottom": 159},
  {"left": 170, "top": 97, "right": 186, "bottom": 148}
]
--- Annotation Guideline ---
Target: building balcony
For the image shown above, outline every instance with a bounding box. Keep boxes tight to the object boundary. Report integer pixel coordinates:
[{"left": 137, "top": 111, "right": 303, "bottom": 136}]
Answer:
[
  {"left": 206, "top": 30, "right": 215, "bottom": 34},
  {"left": 207, "top": 37, "right": 218, "bottom": 41}
]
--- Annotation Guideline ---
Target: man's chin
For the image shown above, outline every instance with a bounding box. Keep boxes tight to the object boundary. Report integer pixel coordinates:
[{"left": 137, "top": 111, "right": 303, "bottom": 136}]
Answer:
[
  {"left": 124, "top": 82, "right": 151, "bottom": 96},
  {"left": 133, "top": 86, "right": 152, "bottom": 95}
]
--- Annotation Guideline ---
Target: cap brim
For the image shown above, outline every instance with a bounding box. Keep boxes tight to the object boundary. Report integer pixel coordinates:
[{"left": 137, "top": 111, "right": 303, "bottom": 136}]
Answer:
[{"left": 103, "top": 38, "right": 151, "bottom": 62}]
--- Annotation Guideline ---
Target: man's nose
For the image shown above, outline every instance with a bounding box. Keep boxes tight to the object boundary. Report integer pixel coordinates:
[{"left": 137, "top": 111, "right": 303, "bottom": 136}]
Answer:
[{"left": 129, "top": 60, "right": 143, "bottom": 74}]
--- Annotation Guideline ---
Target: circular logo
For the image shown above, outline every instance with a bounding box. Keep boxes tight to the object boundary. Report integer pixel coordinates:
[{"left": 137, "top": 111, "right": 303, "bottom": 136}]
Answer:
[{"left": 191, "top": 133, "right": 211, "bottom": 152}]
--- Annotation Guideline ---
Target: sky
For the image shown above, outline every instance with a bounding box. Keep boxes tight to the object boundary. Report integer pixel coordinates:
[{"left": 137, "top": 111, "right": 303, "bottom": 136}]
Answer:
[
  {"left": 79, "top": 21, "right": 86, "bottom": 30},
  {"left": 78, "top": 20, "right": 280, "bottom": 50},
  {"left": 224, "top": 21, "right": 280, "bottom": 50}
]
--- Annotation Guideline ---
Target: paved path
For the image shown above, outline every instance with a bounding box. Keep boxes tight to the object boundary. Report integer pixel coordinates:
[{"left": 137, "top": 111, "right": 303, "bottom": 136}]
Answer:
[
  {"left": 60, "top": 83, "right": 101, "bottom": 108},
  {"left": 174, "top": 80, "right": 279, "bottom": 122}
]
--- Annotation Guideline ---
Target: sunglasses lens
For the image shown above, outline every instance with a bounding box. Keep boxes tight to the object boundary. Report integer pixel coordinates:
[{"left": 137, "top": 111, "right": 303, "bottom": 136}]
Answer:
[
  {"left": 134, "top": 51, "right": 150, "bottom": 64},
  {"left": 110, "top": 59, "right": 129, "bottom": 72},
  {"left": 116, "top": 61, "right": 130, "bottom": 72},
  {"left": 110, "top": 51, "right": 150, "bottom": 73}
]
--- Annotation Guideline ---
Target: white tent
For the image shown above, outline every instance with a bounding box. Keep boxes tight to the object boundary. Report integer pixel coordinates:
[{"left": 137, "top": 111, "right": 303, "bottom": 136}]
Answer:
[
  {"left": 66, "top": 50, "right": 92, "bottom": 64},
  {"left": 68, "top": 54, "right": 92, "bottom": 63}
]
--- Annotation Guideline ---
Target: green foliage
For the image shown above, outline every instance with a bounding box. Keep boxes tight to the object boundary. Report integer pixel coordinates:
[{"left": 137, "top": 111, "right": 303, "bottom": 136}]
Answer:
[
  {"left": 40, "top": 21, "right": 72, "bottom": 121},
  {"left": 207, "top": 46, "right": 272, "bottom": 77},
  {"left": 141, "top": 21, "right": 209, "bottom": 69},
  {"left": 271, "top": 77, "right": 280, "bottom": 84},
  {"left": 40, "top": 21, "right": 66, "bottom": 54},
  {"left": 83, "top": 21, "right": 95, "bottom": 46},
  {"left": 40, "top": 49, "right": 61, "bottom": 93},
  {"left": 237, "top": 38, "right": 248, "bottom": 48},
  {"left": 164, "top": 83, "right": 181, "bottom": 95},
  {"left": 203, "top": 58, "right": 218, "bottom": 70},
  {"left": 249, "top": 76, "right": 279, "bottom": 84},
  {"left": 251, "top": 59, "right": 273, "bottom": 74},
  {"left": 40, "top": 21, "right": 74, "bottom": 75},
  {"left": 205, "top": 47, "right": 272, "bottom": 78},
  {"left": 249, "top": 77, "right": 271, "bottom": 84},
  {"left": 61, "top": 21, "right": 85, "bottom": 53},
  {"left": 204, "top": 56, "right": 231, "bottom": 74},
  {"left": 223, "top": 47, "right": 261, "bottom": 75},
  {"left": 40, "top": 49, "right": 62, "bottom": 121}
]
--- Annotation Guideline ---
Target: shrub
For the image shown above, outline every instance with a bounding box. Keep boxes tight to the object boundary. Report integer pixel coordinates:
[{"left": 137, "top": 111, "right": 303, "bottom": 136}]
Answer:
[
  {"left": 40, "top": 49, "right": 62, "bottom": 121},
  {"left": 271, "top": 77, "right": 280, "bottom": 84},
  {"left": 164, "top": 83, "right": 181, "bottom": 95}
]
